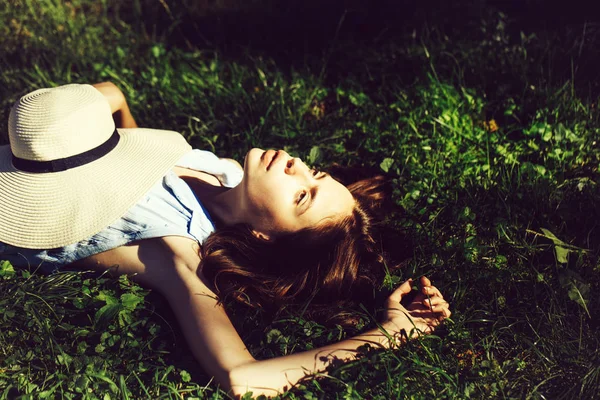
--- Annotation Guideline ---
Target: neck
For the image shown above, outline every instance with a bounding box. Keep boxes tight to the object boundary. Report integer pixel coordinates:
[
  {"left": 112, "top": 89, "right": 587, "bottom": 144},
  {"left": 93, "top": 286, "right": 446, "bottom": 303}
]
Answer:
[
  {"left": 174, "top": 167, "right": 247, "bottom": 227},
  {"left": 197, "top": 184, "right": 246, "bottom": 228}
]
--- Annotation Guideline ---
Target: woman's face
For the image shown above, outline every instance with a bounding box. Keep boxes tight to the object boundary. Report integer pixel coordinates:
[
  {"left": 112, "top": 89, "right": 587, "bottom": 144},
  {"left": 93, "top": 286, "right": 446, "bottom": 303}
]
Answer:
[{"left": 240, "top": 148, "right": 356, "bottom": 238}]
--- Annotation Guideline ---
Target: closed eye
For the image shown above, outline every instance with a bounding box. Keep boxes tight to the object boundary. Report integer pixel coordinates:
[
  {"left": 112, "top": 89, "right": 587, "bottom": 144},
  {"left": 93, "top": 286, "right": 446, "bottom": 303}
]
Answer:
[
  {"left": 310, "top": 168, "right": 327, "bottom": 178},
  {"left": 296, "top": 190, "right": 308, "bottom": 204},
  {"left": 298, "top": 187, "right": 317, "bottom": 215}
]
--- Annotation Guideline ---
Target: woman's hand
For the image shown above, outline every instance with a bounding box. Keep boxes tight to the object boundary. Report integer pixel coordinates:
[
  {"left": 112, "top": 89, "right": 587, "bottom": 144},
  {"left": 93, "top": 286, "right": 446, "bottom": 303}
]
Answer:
[
  {"left": 228, "top": 276, "right": 451, "bottom": 397},
  {"left": 383, "top": 276, "right": 451, "bottom": 340},
  {"left": 92, "top": 82, "right": 138, "bottom": 129}
]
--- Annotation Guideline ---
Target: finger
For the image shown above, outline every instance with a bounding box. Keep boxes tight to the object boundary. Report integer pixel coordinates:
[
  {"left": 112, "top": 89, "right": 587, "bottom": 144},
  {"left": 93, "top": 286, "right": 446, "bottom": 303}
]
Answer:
[
  {"left": 422, "top": 285, "right": 443, "bottom": 298},
  {"left": 423, "top": 297, "right": 447, "bottom": 307},
  {"left": 411, "top": 301, "right": 451, "bottom": 319},
  {"left": 428, "top": 303, "right": 450, "bottom": 314},
  {"left": 410, "top": 292, "right": 436, "bottom": 308},
  {"left": 388, "top": 279, "right": 413, "bottom": 303},
  {"left": 439, "top": 307, "right": 452, "bottom": 319},
  {"left": 407, "top": 309, "right": 440, "bottom": 320},
  {"left": 406, "top": 300, "right": 429, "bottom": 312},
  {"left": 409, "top": 305, "right": 444, "bottom": 317},
  {"left": 430, "top": 306, "right": 452, "bottom": 321},
  {"left": 420, "top": 276, "right": 431, "bottom": 287}
]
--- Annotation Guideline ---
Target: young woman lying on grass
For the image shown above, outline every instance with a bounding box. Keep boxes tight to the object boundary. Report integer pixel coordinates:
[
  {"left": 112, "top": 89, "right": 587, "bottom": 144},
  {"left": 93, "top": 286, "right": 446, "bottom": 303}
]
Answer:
[{"left": 0, "top": 82, "right": 451, "bottom": 397}]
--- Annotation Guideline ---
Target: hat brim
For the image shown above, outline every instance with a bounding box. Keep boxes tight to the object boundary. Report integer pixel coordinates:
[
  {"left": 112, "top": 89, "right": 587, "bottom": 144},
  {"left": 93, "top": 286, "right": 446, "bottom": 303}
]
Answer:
[{"left": 0, "top": 128, "right": 191, "bottom": 249}]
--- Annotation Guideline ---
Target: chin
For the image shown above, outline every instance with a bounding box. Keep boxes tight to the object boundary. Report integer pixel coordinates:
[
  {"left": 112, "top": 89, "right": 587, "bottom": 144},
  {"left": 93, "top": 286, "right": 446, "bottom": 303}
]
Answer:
[{"left": 243, "top": 148, "right": 263, "bottom": 173}]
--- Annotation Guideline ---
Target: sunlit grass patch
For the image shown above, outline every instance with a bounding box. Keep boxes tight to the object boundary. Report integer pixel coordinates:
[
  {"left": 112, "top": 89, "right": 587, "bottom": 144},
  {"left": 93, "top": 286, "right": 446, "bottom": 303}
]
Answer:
[{"left": 1, "top": 0, "right": 599, "bottom": 398}]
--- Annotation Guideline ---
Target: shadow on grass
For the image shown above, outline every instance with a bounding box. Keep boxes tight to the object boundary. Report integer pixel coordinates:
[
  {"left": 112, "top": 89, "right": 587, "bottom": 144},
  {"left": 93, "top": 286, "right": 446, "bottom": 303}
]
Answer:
[{"left": 115, "top": 1, "right": 598, "bottom": 80}]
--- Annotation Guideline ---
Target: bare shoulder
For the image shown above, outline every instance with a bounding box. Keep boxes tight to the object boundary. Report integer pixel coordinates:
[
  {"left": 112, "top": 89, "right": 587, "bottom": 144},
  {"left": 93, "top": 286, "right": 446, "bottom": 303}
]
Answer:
[
  {"left": 74, "top": 235, "right": 206, "bottom": 290},
  {"left": 76, "top": 235, "right": 254, "bottom": 384}
]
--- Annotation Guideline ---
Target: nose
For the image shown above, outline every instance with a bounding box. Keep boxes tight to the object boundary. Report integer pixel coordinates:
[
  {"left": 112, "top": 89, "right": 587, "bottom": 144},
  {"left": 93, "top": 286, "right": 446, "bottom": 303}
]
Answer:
[
  {"left": 285, "top": 157, "right": 297, "bottom": 174},
  {"left": 285, "top": 157, "right": 307, "bottom": 175}
]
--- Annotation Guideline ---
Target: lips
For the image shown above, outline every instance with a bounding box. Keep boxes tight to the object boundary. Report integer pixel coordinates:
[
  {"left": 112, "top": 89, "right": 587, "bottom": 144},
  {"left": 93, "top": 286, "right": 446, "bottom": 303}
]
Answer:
[{"left": 262, "top": 149, "right": 279, "bottom": 170}]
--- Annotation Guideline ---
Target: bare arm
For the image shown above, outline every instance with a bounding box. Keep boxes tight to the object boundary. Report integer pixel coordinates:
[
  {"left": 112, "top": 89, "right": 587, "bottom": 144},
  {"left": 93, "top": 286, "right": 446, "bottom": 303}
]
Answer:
[
  {"left": 228, "top": 277, "right": 450, "bottom": 397},
  {"left": 78, "top": 238, "right": 450, "bottom": 397},
  {"left": 229, "top": 323, "right": 400, "bottom": 396},
  {"left": 91, "top": 82, "right": 138, "bottom": 128},
  {"left": 76, "top": 236, "right": 255, "bottom": 387}
]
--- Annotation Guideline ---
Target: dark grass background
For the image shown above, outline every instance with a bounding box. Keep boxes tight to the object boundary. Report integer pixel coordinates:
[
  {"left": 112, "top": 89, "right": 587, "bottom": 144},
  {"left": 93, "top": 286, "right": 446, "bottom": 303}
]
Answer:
[{"left": 1, "top": 0, "right": 600, "bottom": 398}]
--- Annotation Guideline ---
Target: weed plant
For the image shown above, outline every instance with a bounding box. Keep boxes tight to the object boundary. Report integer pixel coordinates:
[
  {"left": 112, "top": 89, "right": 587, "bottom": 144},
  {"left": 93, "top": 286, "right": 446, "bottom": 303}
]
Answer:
[{"left": 1, "top": 0, "right": 599, "bottom": 398}]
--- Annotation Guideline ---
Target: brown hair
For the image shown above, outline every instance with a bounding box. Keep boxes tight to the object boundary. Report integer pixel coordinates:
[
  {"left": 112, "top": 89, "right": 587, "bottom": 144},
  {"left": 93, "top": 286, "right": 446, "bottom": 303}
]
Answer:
[{"left": 199, "top": 175, "right": 388, "bottom": 326}]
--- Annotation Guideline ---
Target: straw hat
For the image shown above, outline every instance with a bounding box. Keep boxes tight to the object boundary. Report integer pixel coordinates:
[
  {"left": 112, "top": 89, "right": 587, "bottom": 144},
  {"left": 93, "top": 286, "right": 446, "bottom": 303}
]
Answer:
[{"left": 0, "top": 84, "right": 192, "bottom": 249}]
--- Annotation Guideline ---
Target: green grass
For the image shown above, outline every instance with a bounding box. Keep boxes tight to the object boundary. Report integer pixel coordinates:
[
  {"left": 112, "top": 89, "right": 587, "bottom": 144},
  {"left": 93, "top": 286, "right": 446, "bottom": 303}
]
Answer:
[{"left": 1, "top": 0, "right": 599, "bottom": 398}]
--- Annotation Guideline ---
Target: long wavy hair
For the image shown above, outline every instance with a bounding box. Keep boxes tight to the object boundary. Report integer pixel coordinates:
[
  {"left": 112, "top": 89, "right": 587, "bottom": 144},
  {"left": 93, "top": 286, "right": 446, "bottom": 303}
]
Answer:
[{"left": 199, "top": 173, "right": 389, "bottom": 326}]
